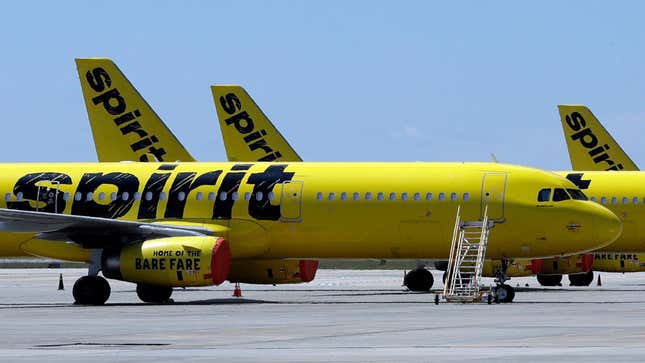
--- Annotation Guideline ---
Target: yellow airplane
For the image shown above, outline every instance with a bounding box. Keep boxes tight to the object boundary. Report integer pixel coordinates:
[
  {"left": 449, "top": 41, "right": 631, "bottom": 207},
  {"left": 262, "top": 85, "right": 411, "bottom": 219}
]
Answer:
[
  {"left": 0, "top": 61, "right": 622, "bottom": 305},
  {"left": 478, "top": 105, "right": 645, "bottom": 287},
  {"left": 533, "top": 105, "right": 643, "bottom": 286}
]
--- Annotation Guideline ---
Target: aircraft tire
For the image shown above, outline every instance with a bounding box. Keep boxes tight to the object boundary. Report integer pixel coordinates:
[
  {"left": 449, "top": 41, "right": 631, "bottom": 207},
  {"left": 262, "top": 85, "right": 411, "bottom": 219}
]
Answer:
[
  {"left": 569, "top": 271, "right": 594, "bottom": 286},
  {"left": 73, "top": 275, "right": 111, "bottom": 305},
  {"left": 136, "top": 284, "right": 173, "bottom": 303},
  {"left": 403, "top": 268, "right": 434, "bottom": 292},
  {"left": 536, "top": 274, "right": 562, "bottom": 286},
  {"left": 495, "top": 284, "right": 515, "bottom": 303}
]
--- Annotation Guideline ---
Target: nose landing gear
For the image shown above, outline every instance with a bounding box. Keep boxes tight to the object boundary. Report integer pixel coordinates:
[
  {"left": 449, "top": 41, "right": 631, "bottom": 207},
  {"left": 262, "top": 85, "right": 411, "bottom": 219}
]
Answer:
[
  {"left": 403, "top": 268, "right": 434, "bottom": 292},
  {"left": 493, "top": 259, "right": 515, "bottom": 303}
]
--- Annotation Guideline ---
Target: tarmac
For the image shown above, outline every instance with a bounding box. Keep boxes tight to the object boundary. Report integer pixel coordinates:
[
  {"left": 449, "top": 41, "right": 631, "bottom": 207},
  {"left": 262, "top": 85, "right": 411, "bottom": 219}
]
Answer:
[{"left": 1, "top": 268, "right": 645, "bottom": 362}]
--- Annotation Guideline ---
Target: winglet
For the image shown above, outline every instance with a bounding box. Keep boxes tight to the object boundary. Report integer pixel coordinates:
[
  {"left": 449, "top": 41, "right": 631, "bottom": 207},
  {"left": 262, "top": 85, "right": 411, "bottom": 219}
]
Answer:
[
  {"left": 558, "top": 105, "right": 638, "bottom": 171},
  {"left": 75, "top": 58, "right": 195, "bottom": 162},
  {"left": 211, "top": 85, "right": 302, "bottom": 162}
]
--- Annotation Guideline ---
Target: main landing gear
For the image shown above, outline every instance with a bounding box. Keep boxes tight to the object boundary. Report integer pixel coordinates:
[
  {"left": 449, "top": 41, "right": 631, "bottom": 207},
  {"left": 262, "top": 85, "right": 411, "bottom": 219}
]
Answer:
[
  {"left": 73, "top": 249, "right": 111, "bottom": 305},
  {"left": 568, "top": 271, "right": 594, "bottom": 286},
  {"left": 493, "top": 259, "right": 515, "bottom": 303},
  {"left": 403, "top": 267, "right": 434, "bottom": 292},
  {"left": 72, "top": 275, "right": 111, "bottom": 305},
  {"left": 136, "top": 284, "right": 174, "bottom": 303},
  {"left": 537, "top": 274, "right": 563, "bottom": 287}
]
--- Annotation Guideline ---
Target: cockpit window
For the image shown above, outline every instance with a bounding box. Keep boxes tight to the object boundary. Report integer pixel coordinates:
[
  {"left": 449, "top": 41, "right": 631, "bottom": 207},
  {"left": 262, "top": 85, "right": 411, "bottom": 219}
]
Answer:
[
  {"left": 566, "top": 189, "right": 588, "bottom": 201},
  {"left": 552, "top": 188, "right": 571, "bottom": 202},
  {"left": 537, "top": 188, "right": 551, "bottom": 202}
]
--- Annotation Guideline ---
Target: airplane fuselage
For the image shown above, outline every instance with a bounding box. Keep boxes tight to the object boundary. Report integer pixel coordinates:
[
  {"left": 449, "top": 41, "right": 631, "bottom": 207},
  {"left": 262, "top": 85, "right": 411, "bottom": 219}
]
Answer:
[{"left": 0, "top": 162, "right": 618, "bottom": 261}]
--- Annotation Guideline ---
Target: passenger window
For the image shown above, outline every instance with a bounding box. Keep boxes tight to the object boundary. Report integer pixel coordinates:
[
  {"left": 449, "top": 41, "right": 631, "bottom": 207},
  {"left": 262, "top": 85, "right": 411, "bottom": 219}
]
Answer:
[
  {"left": 316, "top": 192, "right": 323, "bottom": 201},
  {"left": 377, "top": 192, "right": 384, "bottom": 201},
  {"left": 268, "top": 191, "right": 275, "bottom": 201},
  {"left": 611, "top": 197, "right": 617, "bottom": 205},
  {"left": 450, "top": 192, "right": 457, "bottom": 202},
  {"left": 110, "top": 192, "right": 117, "bottom": 201},
  {"left": 600, "top": 196, "right": 607, "bottom": 205},
  {"left": 328, "top": 192, "right": 335, "bottom": 201},
  {"left": 159, "top": 192, "right": 166, "bottom": 201},
  {"left": 634, "top": 197, "right": 639, "bottom": 205},
  {"left": 98, "top": 192, "right": 105, "bottom": 201},
  {"left": 365, "top": 192, "right": 372, "bottom": 201},
  {"left": 244, "top": 192, "right": 251, "bottom": 201},
  {"left": 590, "top": 196, "right": 596, "bottom": 202},
  {"left": 256, "top": 192, "right": 264, "bottom": 201},
  {"left": 340, "top": 192, "right": 347, "bottom": 201},
  {"left": 86, "top": 192, "right": 94, "bottom": 201},
  {"left": 413, "top": 192, "right": 421, "bottom": 201},
  {"left": 463, "top": 192, "right": 470, "bottom": 201},
  {"left": 352, "top": 192, "right": 360, "bottom": 201},
  {"left": 196, "top": 192, "right": 203, "bottom": 201},
  {"left": 133, "top": 192, "right": 141, "bottom": 201},
  {"left": 16, "top": 192, "right": 23, "bottom": 201},
  {"left": 209, "top": 192, "right": 216, "bottom": 201},
  {"left": 74, "top": 192, "right": 82, "bottom": 201},
  {"left": 566, "top": 189, "right": 588, "bottom": 201},
  {"left": 4, "top": 192, "right": 10, "bottom": 201},
  {"left": 63, "top": 192, "right": 70, "bottom": 201},
  {"left": 426, "top": 192, "right": 433, "bottom": 201},
  {"left": 219, "top": 192, "right": 227, "bottom": 201},
  {"left": 552, "top": 188, "right": 570, "bottom": 202},
  {"left": 122, "top": 192, "right": 130, "bottom": 201},
  {"left": 177, "top": 191, "right": 186, "bottom": 201},
  {"left": 232, "top": 192, "right": 239, "bottom": 201},
  {"left": 401, "top": 192, "right": 409, "bottom": 201},
  {"left": 622, "top": 197, "right": 628, "bottom": 205},
  {"left": 438, "top": 192, "right": 445, "bottom": 201},
  {"left": 537, "top": 188, "right": 551, "bottom": 202},
  {"left": 389, "top": 192, "right": 396, "bottom": 201}
]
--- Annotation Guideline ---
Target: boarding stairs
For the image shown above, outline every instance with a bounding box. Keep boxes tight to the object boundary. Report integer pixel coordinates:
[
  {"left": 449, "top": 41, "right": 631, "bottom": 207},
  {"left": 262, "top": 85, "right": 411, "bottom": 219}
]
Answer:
[{"left": 442, "top": 205, "right": 492, "bottom": 302}]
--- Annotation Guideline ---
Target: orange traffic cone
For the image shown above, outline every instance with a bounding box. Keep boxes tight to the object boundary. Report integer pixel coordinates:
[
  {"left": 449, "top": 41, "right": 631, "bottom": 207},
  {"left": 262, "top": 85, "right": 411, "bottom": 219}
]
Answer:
[
  {"left": 233, "top": 283, "right": 242, "bottom": 297},
  {"left": 597, "top": 275, "right": 602, "bottom": 287}
]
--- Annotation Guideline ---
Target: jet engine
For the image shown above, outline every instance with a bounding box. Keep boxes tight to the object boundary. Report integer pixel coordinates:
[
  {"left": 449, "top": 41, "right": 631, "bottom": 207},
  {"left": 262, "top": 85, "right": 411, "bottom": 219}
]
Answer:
[
  {"left": 102, "top": 236, "right": 231, "bottom": 287},
  {"left": 228, "top": 259, "right": 319, "bottom": 284}
]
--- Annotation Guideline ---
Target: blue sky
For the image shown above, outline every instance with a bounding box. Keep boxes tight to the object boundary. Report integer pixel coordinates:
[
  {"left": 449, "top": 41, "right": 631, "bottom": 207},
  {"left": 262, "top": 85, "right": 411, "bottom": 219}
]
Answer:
[{"left": 1, "top": 1, "right": 645, "bottom": 170}]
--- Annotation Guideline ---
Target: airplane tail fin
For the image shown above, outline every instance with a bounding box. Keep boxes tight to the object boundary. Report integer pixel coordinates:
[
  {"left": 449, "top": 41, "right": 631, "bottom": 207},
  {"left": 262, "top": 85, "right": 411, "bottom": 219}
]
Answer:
[
  {"left": 75, "top": 58, "right": 195, "bottom": 162},
  {"left": 558, "top": 105, "right": 638, "bottom": 171},
  {"left": 211, "top": 85, "right": 302, "bottom": 162}
]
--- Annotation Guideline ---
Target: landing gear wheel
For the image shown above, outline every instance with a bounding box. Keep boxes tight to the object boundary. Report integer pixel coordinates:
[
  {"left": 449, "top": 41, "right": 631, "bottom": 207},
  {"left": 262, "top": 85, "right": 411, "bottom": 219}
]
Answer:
[
  {"left": 73, "top": 275, "right": 111, "bottom": 305},
  {"left": 403, "top": 268, "right": 434, "bottom": 292},
  {"left": 537, "top": 274, "right": 563, "bottom": 287},
  {"left": 136, "top": 284, "right": 173, "bottom": 303},
  {"left": 568, "top": 271, "right": 594, "bottom": 286},
  {"left": 494, "top": 284, "right": 515, "bottom": 303}
]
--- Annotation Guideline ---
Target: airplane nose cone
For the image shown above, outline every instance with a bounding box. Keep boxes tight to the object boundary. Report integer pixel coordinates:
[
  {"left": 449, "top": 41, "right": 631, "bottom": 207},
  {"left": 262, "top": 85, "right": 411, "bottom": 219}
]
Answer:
[{"left": 593, "top": 205, "right": 622, "bottom": 249}]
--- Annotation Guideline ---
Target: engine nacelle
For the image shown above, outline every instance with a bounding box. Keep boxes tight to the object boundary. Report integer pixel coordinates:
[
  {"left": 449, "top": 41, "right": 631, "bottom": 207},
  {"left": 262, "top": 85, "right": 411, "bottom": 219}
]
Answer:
[
  {"left": 228, "top": 259, "right": 319, "bottom": 284},
  {"left": 102, "top": 236, "right": 231, "bottom": 287}
]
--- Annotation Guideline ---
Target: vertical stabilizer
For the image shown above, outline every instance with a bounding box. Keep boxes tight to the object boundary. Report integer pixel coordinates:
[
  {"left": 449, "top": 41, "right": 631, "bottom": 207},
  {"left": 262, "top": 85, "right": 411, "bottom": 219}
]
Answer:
[
  {"left": 211, "top": 85, "right": 302, "bottom": 162},
  {"left": 558, "top": 105, "right": 638, "bottom": 171},
  {"left": 76, "top": 58, "right": 195, "bottom": 162}
]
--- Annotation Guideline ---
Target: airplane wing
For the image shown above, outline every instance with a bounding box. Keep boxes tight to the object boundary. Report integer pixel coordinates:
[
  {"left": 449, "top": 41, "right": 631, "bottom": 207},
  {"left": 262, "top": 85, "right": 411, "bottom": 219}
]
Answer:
[{"left": 0, "top": 208, "right": 215, "bottom": 247}]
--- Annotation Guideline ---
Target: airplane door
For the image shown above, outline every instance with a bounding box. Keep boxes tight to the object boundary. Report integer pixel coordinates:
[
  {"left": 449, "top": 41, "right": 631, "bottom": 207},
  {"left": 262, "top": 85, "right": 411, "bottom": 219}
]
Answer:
[
  {"left": 481, "top": 173, "right": 507, "bottom": 221},
  {"left": 281, "top": 180, "right": 303, "bottom": 222},
  {"left": 36, "top": 180, "right": 62, "bottom": 213}
]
